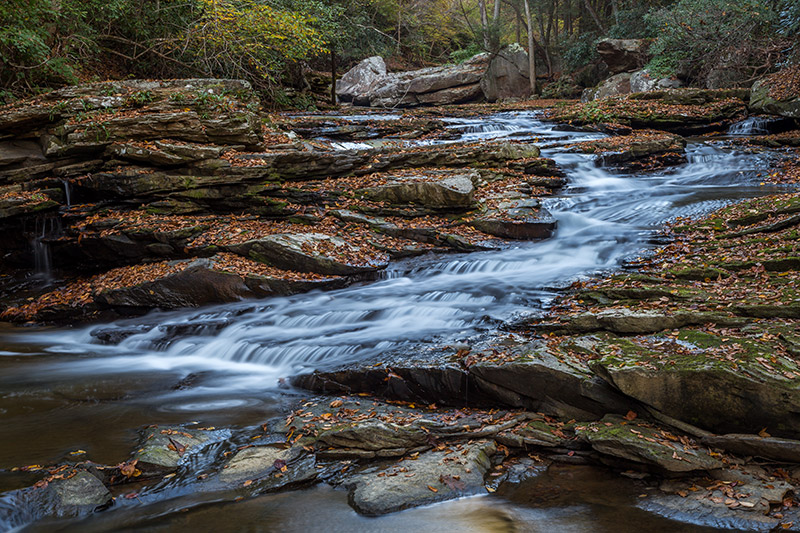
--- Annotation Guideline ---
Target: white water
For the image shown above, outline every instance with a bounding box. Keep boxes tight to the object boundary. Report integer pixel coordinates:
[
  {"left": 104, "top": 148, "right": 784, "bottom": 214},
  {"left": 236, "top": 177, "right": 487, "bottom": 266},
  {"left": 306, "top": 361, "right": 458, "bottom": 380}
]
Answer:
[
  {"left": 1, "top": 114, "right": 781, "bottom": 405},
  {"left": 727, "top": 116, "right": 772, "bottom": 136}
]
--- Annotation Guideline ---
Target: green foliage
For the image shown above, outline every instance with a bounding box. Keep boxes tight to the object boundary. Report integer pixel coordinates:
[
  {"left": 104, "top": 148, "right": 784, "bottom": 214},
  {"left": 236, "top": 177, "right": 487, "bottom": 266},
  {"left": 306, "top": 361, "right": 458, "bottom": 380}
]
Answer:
[
  {"left": 645, "top": 0, "right": 779, "bottom": 84},
  {"left": 562, "top": 33, "right": 599, "bottom": 71},
  {"left": 449, "top": 43, "right": 482, "bottom": 64},
  {"left": 574, "top": 101, "right": 616, "bottom": 123}
]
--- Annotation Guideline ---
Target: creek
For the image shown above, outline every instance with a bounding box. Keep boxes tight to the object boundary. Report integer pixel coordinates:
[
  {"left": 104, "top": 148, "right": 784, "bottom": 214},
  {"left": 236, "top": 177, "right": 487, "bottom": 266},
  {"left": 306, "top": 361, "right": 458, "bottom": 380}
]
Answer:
[{"left": 0, "top": 112, "right": 787, "bottom": 531}]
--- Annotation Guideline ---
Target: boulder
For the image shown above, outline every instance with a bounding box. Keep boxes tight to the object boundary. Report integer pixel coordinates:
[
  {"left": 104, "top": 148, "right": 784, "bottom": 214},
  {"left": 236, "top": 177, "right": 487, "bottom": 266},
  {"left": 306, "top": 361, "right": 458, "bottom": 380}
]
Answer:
[
  {"left": 48, "top": 471, "right": 112, "bottom": 510},
  {"left": 481, "top": 43, "right": 531, "bottom": 102},
  {"left": 95, "top": 259, "right": 253, "bottom": 309},
  {"left": 343, "top": 440, "right": 496, "bottom": 515},
  {"left": 339, "top": 54, "right": 490, "bottom": 108},
  {"left": 596, "top": 39, "right": 651, "bottom": 74},
  {"left": 470, "top": 201, "right": 557, "bottom": 240},
  {"left": 133, "top": 426, "right": 218, "bottom": 473},
  {"left": 583, "top": 72, "right": 633, "bottom": 101},
  {"left": 220, "top": 445, "right": 317, "bottom": 491},
  {"left": 359, "top": 171, "right": 476, "bottom": 209},
  {"left": 630, "top": 69, "right": 683, "bottom": 93},
  {"left": 336, "top": 56, "right": 387, "bottom": 105},
  {"left": 591, "top": 339, "right": 800, "bottom": 437}
]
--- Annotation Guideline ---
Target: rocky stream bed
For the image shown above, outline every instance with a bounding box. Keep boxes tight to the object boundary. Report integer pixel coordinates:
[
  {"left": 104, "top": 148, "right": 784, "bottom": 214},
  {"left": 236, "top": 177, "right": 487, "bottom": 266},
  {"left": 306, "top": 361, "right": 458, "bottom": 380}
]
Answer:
[{"left": 1, "top": 76, "right": 800, "bottom": 531}]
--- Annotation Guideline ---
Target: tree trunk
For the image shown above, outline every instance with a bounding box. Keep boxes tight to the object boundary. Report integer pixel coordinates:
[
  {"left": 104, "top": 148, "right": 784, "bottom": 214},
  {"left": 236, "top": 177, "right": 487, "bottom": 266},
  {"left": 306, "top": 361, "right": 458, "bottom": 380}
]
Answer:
[
  {"left": 493, "top": 0, "right": 501, "bottom": 21},
  {"left": 523, "top": 0, "right": 536, "bottom": 96},
  {"left": 330, "top": 49, "right": 337, "bottom": 106},
  {"left": 479, "top": 0, "right": 490, "bottom": 50},
  {"left": 583, "top": 0, "right": 607, "bottom": 33}
]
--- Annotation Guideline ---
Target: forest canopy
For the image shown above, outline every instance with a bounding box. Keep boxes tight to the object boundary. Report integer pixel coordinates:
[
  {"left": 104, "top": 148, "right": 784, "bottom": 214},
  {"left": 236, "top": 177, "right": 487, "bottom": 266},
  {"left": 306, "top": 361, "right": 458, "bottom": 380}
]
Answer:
[{"left": 1, "top": 0, "right": 798, "bottom": 105}]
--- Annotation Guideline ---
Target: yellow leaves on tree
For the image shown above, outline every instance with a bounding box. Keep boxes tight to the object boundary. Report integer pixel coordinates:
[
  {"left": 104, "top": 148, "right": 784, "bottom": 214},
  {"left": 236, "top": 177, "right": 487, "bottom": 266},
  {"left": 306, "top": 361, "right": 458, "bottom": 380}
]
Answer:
[{"left": 188, "top": 0, "right": 326, "bottom": 82}]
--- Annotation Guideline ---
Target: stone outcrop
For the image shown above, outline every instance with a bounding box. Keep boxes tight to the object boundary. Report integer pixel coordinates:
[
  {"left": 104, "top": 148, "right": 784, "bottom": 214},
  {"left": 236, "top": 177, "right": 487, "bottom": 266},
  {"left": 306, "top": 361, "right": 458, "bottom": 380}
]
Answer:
[
  {"left": 596, "top": 39, "right": 651, "bottom": 74},
  {"left": 337, "top": 47, "right": 534, "bottom": 108},
  {"left": 0, "top": 78, "right": 566, "bottom": 323},
  {"left": 337, "top": 54, "right": 490, "bottom": 108},
  {"left": 583, "top": 69, "right": 684, "bottom": 102},
  {"left": 480, "top": 43, "right": 531, "bottom": 102}
]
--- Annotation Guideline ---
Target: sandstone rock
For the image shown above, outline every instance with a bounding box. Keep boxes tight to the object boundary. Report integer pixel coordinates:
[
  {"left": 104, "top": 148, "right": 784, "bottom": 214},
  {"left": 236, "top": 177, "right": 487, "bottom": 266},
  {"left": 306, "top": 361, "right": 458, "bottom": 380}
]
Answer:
[
  {"left": 535, "top": 308, "right": 746, "bottom": 335},
  {"left": 95, "top": 259, "right": 252, "bottom": 309},
  {"left": 596, "top": 39, "right": 651, "bottom": 74},
  {"left": 220, "top": 445, "right": 317, "bottom": 490},
  {"left": 481, "top": 43, "right": 531, "bottom": 102},
  {"left": 578, "top": 415, "right": 723, "bottom": 472},
  {"left": 630, "top": 69, "right": 683, "bottom": 93},
  {"left": 591, "top": 341, "right": 800, "bottom": 437},
  {"left": 470, "top": 201, "right": 557, "bottom": 240},
  {"left": 359, "top": 171, "right": 475, "bottom": 209},
  {"left": 585, "top": 72, "right": 633, "bottom": 101},
  {"left": 48, "top": 471, "right": 112, "bottom": 509},
  {"left": 133, "top": 426, "right": 217, "bottom": 473},
  {"left": 341, "top": 54, "right": 489, "bottom": 108},
  {"left": 343, "top": 440, "right": 496, "bottom": 515},
  {"left": 336, "top": 56, "right": 387, "bottom": 104},
  {"left": 229, "top": 233, "right": 389, "bottom": 276},
  {"left": 701, "top": 434, "right": 800, "bottom": 463}
]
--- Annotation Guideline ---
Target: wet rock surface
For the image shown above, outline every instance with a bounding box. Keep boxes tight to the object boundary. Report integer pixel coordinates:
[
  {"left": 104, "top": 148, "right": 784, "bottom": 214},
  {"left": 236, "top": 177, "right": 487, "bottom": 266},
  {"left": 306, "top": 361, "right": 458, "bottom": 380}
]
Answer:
[{"left": 0, "top": 81, "right": 564, "bottom": 323}]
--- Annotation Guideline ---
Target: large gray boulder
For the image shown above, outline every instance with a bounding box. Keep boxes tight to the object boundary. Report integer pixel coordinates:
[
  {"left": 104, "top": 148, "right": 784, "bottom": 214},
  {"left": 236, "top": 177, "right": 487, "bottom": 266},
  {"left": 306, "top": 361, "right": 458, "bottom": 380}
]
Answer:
[
  {"left": 335, "top": 56, "right": 387, "bottom": 105},
  {"left": 337, "top": 54, "right": 490, "bottom": 108},
  {"left": 582, "top": 72, "right": 632, "bottom": 102},
  {"left": 481, "top": 43, "right": 531, "bottom": 102},
  {"left": 630, "top": 69, "right": 683, "bottom": 93},
  {"left": 596, "top": 39, "right": 651, "bottom": 74}
]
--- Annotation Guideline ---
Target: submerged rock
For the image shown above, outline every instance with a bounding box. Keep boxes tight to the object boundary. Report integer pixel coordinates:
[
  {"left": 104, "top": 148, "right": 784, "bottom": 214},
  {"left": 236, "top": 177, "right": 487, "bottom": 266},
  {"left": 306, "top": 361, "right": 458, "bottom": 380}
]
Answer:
[
  {"left": 48, "top": 471, "right": 113, "bottom": 510},
  {"left": 134, "top": 426, "right": 216, "bottom": 473}
]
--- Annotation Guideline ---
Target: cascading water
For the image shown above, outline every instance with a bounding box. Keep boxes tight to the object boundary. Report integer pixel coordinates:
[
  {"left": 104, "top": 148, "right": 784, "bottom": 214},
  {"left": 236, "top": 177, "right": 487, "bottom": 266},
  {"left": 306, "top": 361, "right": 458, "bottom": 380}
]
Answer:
[
  {"left": 0, "top": 111, "right": 790, "bottom": 532},
  {"left": 59, "top": 177, "right": 72, "bottom": 208},
  {"left": 3, "top": 114, "right": 781, "bottom": 393},
  {"left": 727, "top": 116, "right": 772, "bottom": 135},
  {"left": 28, "top": 215, "right": 61, "bottom": 284}
]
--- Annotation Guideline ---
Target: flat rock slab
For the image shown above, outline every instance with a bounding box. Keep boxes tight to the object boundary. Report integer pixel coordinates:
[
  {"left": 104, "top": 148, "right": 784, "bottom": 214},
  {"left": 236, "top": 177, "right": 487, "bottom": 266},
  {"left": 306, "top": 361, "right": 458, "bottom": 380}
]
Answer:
[
  {"left": 293, "top": 336, "right": 631, "bottom": 419},
  {"left": 359, "top": 171, "right": 476, "bottom": 209},
  {"left": 471, "top": 202, "right": 557, "bottom": 240},
  {"left": 343, "top": 440, "right": 496, "bottom": 515},
  {"left": 577, "top": 415, "right": 723, "bottom": 473},
  {"left": 535, "top": 308, "right": 746, "bottom": 335},
  {"left": 220, "top": 445, "right": 317, "bottom": 491},
  {"left": 229, "top": 233, "right": 389, "bottom": 276},
  {"left": 702, "top": 434, "right": 800, "bottom": 463}
]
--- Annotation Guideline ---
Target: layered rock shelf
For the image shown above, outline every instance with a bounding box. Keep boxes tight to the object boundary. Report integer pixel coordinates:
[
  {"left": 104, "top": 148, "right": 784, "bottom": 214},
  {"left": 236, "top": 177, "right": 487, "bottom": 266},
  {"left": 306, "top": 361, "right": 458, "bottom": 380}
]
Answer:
[{"left": 0, "top": 79, "right": 564, "bottom": 322}]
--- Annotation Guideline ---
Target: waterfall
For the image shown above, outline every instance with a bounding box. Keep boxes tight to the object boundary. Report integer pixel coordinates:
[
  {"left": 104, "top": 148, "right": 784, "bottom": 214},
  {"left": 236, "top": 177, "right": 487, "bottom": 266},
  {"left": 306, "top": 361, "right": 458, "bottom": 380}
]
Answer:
[
  {"left": 728, "top": 116, "right": 771, "bottom": 136},
  {"left": 29, "top": 215, "right": 62, "bottom": 284},
  {"left": 59, "top": 178, "right": 72, "bottom": 208}
]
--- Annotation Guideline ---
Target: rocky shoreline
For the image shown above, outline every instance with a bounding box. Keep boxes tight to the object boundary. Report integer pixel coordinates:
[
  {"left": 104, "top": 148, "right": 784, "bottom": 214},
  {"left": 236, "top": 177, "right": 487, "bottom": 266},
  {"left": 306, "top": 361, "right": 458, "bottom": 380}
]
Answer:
[{"left": 2, "top": 71, "right": 800, "bottom": 530}]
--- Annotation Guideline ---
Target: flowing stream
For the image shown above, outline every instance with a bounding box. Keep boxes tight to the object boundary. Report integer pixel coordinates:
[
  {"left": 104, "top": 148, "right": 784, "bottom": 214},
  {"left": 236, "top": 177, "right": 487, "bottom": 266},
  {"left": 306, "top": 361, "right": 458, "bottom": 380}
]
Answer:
[{"left": 0, "top": 113, "right": 787, "bottom": 531}]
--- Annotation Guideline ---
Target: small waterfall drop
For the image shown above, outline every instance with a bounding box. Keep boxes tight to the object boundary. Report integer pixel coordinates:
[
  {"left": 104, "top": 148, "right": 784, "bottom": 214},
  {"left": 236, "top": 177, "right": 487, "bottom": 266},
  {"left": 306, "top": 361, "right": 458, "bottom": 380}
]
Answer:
[
  {"left": 59, "top": 178, "right": 72, "bottom": 208},
  {"left": 727, "top": 116, "right": 771, "bottom": 135},
  {"left": 28, "top": 215, "right": 62, "bottom": 284}
]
